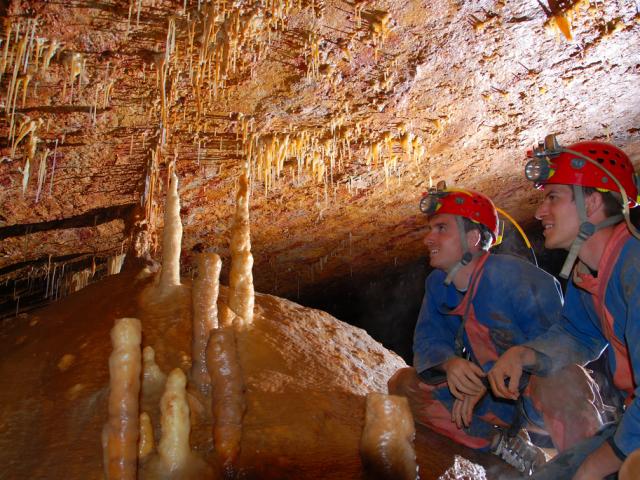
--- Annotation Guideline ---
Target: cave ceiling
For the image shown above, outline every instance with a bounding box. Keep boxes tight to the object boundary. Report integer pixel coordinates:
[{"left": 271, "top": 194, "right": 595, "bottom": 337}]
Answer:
[{"left": 0, "top": 0, "right": 639, "bottom": 302}]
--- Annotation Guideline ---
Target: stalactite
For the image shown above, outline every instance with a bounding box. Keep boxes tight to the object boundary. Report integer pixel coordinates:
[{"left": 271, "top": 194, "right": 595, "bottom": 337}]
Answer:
[
  {"left": 41, "top": 38, "right": 59, "bottom": 73},
  {"left": 62, "top": 52, "right": 85, "bottom": 100},
  {"left": 107, "top": 254, "right": 126, "bottom": 275},
  {"left": 48, "top": 139, "right": 58, "bottom": 196},
  {"left": 70, "top": 268, "right": 92, "bottom": 292},
  {"left": 34, "top": 147, "right": 49, "bottom": 202},
  {"left": 0, "top": 21, "right": 12, "bottom": 83}
]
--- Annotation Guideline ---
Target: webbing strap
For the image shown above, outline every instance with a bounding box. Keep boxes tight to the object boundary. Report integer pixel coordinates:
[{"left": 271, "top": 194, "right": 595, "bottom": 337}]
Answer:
[
  {"left": 444, "top": 216, "right": 478, "bottom": 285},
  {"left": 559, "top": 185, "right": 624, "bottom": 279}
]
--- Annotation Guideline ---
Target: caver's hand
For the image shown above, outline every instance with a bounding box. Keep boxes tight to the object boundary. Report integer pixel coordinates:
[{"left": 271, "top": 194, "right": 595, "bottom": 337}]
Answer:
[
  {"left": 488, "top": 346, "right": 536, "bottom": 400},
  {"left": 451, "top": 387, "right": 487, "bottom": 429},
  {"left": 441, "top": 357, "right": 486, "bottom": 400}
]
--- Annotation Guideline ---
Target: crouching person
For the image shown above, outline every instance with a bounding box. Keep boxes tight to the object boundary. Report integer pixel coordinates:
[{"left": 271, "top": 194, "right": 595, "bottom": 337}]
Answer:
[
  {"left": 389, "top": 185, "right": 603, "bottom": 475},
  {"left": 489, "top": 136, "right": 640, "bottom": 479}
]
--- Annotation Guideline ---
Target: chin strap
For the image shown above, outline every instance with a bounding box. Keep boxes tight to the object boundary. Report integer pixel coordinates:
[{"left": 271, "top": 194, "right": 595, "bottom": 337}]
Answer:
[
  {"left": 559, "top": 185, "right": 624, "bottom": 279},
  {"left": 444, "top": 216, "right": 484, "bottom": 285}
]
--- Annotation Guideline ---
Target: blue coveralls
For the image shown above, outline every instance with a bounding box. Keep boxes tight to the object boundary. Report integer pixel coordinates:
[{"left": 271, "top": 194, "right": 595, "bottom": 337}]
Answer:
[
  {"left": 526, "top": 223, "right": 640, "bottom": 478},
  {"left": 412, "top": 253, "right": 564, "bottom": 449}
]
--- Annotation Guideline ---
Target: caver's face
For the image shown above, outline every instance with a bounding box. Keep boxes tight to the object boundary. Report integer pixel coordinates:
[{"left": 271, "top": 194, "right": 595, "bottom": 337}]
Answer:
[
  {"left": 424, "top": 214, "right": 464, "bottom": 271},
  {"left": 535, "top": 184, "right": 580, "bottom": 250}
]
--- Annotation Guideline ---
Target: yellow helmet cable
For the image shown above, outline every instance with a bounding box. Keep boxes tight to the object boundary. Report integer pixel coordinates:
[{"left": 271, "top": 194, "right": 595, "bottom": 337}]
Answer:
[
  {"left": 428, "top": 183, "right": 539, "bottom": 265},
  {"left": 495, "top": 207, "right": 538, "bottom": 267}
]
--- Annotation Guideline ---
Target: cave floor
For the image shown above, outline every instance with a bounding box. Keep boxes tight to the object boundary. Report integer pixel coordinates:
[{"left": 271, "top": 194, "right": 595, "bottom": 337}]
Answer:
[{"left": 415, "top": 423, "right": 519, "bottom": 479}]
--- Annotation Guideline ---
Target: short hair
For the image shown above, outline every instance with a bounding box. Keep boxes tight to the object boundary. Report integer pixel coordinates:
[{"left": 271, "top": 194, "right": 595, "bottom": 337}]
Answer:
[
  {"left": 461, "top": 217, "right": 493, "bottom": 251},
  {"left": 581, "top": 187, "right": 623, "bottom": 219}
]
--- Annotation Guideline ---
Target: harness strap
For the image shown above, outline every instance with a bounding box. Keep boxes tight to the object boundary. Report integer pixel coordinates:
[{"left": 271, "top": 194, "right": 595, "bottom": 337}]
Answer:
[
  {"left": 450, "top": 253, "right": 489, "bottom": 357},
  {"left": 559, "top": 186, "right": 623, "bottom": 278},
  {"left": 444, "top": 216, "right": 483, "bottom": 285}
]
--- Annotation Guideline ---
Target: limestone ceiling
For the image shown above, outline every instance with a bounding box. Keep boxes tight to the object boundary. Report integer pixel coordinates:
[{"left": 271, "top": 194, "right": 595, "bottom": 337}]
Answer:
[{"left": 0, "top": 0, "right": 639, "bottom": 301}]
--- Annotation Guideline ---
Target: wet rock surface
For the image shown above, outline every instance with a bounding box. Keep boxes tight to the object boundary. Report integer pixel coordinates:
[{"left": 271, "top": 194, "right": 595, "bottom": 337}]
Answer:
[
  {"left": 0, "top": 0, "right": 638, "bottom": 308},
  {"left": 0, "top": 268, "right": 514, "bottom": 478}
]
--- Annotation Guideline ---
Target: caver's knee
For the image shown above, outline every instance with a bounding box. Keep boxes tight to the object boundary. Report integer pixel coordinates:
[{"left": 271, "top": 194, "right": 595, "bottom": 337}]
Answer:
[
  {"left": 387, "top": 367, "right": 419, "bottom": 396},
  {"left": 620, "top": 448, "right": 640, "bottom": 480},
  {"left": 530, "top": 364, "right": 598, "bottom": 410}
]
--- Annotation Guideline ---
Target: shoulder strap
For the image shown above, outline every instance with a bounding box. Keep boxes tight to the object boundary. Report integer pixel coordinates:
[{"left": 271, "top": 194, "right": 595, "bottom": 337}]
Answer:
[{"left": 453, "top": 253, "right": 490, "bottom": 357}]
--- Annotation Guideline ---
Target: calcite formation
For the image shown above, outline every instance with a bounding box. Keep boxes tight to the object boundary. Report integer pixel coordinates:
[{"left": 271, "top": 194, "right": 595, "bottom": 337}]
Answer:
[
  {"left": 0, "top": 258, "right": 414, "bottom": 478},
  {"left": 102, "top": 317, "right": 142, "bottom": 480},
  {"left": 0, "top": 0, "right": 638, "bottom": 314},
  {"left": 1, "top": 0, "right": 635, "bottom": 477},
  {"left": 191, "top": 252, "right": 222, "bottom": 393},
  {"left": 360, "top": 393, "right": 418, "bottom": 480}
]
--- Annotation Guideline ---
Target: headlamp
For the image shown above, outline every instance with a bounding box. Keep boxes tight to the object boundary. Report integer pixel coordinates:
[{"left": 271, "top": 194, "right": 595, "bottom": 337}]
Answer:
[
  {"left": 419, "top": 193, "right": 440, "bottom": 214},
  {"left": 530, "top": 134, "right": 563, "bottom": 158},
  {"left": 420, "top": 180, "right": 449, "bottom": 214},
  {"left": 524, "top": 158, "right": 551, "bottom": 183}
]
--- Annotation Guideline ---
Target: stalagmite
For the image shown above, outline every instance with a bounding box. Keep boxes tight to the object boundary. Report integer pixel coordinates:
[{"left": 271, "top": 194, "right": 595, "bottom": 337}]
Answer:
[
  {"left": 157, "top": 171, "right": 182, "bottom": 297},
  {"left": 138, "top": 412, "right": 155, "bottom": 459},
  {"left": 360, "top": 393, "right": 418, "bottom": 480},
  {"left": 158, "top": 369, "right": 191, "bottom": 470},
  {"left": 142, "top": 346, "right": 167, "bottom": 402},
  {"left": 147, "top": 368, "right": 211, "bottom": 478},
  {"left": 206, "top": 328, "right": 245, "bottom": 472},
  {"left": 226, "top": 164, "right": 254, "bottom": 327},
  {"left": 102, "top": 317, "right": 142, "bottom": 480},
  {"left": 191, "top": 252, "right": 222, "bottom": 394}
]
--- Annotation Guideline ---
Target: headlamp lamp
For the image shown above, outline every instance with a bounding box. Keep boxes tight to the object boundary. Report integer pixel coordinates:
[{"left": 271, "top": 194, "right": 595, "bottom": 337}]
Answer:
[
  {"left": 524, "top": 134, "right": 561, "bottom": 184},
  {"left": 419, "top": 180, "right": 448, "bottom": 215},
  {"left": 419, "top": 191, "right": 441, "bottom": 214},
  {"left": 524, "top": 158, "right": 551, "bottom": 183}
]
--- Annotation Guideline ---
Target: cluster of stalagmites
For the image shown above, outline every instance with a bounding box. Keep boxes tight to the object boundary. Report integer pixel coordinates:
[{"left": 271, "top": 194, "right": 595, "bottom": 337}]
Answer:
[{"left": 102, "top": 167, "right": 417, "bottom": 478}]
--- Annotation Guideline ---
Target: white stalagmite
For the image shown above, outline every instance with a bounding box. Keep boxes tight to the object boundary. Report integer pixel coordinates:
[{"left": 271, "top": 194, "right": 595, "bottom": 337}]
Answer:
[
  {"left": 227, "top": 163, "right": 254, "bottom": 327},
  {"left": 360, "top": 393, "right": 418, "bottom": 480},
  {"left": 102, "top": 317, "right": 142, "bottom": 480},
  {"left": 157, "top": 368, "right": 192, "bottom": 473},
  {"left": 157, "top": 171, "right": 182, "bottom": 296},
  {"left": 142, "top": 346, "right": 167, "bottom": 399},
  {"left": 138, "top": 412, "right": 154, "bottom": 459},
  {"left": 191, "top": 252, "right": 222, "bottom": 394}
]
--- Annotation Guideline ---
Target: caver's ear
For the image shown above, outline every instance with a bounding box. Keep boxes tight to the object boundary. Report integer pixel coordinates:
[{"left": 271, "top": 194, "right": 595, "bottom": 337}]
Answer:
[
  {"left": 466, "top": 227, "right": 482, "bottom": 250},
  {"left": 584, "top": 189, "right": 606, "bottom": 219}
]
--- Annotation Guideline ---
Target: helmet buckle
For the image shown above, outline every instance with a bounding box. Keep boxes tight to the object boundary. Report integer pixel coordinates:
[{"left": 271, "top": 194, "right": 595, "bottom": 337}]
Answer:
[{"left": 577, "top": 222, "right": 596, "bottom": 241}]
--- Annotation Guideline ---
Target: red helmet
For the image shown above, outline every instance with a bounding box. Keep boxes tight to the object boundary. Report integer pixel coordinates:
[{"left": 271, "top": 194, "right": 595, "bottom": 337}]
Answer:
[
  {"left": 526, "top": 138, "right": 640, "bottom": 206},
  {"left": 419, "top": 188, "right": 499, "bottom": 240}
]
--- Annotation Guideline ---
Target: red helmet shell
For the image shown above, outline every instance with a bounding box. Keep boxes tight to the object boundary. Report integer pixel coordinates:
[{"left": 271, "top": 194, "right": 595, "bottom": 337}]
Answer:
[
  {"left": 431, "top": 190, "right": 499, "bottom": 240},
  {"left": 543, "top": 141, "right": 639, "bottom": 206}
]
